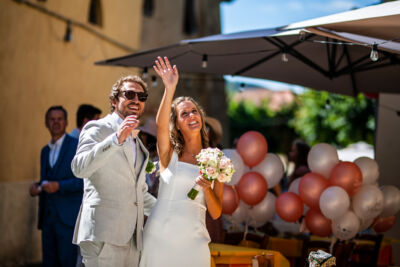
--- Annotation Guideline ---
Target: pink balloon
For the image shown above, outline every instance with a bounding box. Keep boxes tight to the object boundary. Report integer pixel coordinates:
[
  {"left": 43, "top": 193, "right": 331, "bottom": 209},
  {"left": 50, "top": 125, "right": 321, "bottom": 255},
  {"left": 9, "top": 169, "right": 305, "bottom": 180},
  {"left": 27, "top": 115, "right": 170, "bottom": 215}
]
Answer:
[
  {"left": 237, "top": 172, "right": 268, "bottom": 206},
  {"left": 329, "top": 161, "right": 363, "bottom": 196},
  {"left": 305, "top": 209, "right": 332, "bottom": 237},
  {"left": 299, "top": 173, "right": 330, "bottom": 209},
  {"left": 222, "top": 184, "right": 240, "bottom": 215},
  {"left": 276, "top": 192, "right": 303, "bottom": 222},
  {"left": 237, "top": 131, "right": 268, "bottom": 167},
  {"left": 373, "top": 216, "right": 396, "bottom": 233}
]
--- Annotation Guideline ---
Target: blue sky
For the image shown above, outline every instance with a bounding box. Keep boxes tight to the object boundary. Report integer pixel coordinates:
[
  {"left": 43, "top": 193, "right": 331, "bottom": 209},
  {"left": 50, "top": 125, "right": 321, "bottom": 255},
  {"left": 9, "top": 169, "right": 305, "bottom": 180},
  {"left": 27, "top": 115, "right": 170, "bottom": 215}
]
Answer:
[{"left": 220, "top": 0, "right": 380, "bottom": 92}]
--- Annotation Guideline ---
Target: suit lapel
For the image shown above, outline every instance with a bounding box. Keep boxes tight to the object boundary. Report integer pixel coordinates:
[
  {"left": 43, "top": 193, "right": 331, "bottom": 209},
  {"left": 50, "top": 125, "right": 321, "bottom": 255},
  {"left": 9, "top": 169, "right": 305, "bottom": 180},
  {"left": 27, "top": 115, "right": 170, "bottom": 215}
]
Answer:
[
  {"left": 107, "top": 113, "right": 148, "bottom": 182},
  {"left": 135, "top": 138, "right": 149, "bottom": 182},
  {"left": 122, "top": 140, "right": 137, "bottom": 181}
]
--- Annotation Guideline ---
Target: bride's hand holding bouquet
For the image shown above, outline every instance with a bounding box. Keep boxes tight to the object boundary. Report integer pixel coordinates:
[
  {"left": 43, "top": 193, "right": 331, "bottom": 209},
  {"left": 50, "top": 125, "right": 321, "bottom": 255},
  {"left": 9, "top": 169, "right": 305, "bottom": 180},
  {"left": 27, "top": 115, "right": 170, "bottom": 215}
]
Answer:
[{"left": 187, "top": 147, "right": 235, "bottom": 200}]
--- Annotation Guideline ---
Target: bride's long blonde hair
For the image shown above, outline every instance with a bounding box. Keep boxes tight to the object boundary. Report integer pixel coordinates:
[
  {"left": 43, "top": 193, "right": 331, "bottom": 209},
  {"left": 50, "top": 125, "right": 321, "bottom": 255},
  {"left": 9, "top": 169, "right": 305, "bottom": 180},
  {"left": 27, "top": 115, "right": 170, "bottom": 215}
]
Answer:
[{"left": 170, "top": 96, "right": 209, "bottom": 157}]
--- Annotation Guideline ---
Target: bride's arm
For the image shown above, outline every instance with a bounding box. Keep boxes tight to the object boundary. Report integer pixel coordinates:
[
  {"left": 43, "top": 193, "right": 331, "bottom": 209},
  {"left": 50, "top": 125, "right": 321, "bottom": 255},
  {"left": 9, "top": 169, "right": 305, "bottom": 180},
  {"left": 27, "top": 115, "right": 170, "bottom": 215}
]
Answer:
[
  {"left": 197, "top": 177, "right": 224, "bottom": 219},
  {"left": 154, "top": 56, "right": 179, "bottom": 172}
]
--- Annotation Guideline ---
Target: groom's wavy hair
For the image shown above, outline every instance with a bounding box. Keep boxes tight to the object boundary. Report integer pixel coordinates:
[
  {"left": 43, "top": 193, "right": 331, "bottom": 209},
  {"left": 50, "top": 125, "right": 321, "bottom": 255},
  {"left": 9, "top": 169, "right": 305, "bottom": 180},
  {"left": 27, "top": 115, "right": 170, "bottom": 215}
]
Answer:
[
  {"left": 109, "top": 75, "right": 148, "bottom": 112},
  {"left": 170, "top": 96, "right": 209, "bottom": 157}
]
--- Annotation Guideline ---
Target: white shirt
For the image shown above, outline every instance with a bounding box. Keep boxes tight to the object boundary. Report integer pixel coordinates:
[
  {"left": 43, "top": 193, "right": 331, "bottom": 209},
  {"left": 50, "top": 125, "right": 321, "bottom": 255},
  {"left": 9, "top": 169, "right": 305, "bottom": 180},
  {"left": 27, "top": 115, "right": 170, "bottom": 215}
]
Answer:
[
  {"left": 112, "top": 112, "right": 137, "bottom": 165},
  {"left": 48, "top": 134, "right": 66, "bottom": 168}
]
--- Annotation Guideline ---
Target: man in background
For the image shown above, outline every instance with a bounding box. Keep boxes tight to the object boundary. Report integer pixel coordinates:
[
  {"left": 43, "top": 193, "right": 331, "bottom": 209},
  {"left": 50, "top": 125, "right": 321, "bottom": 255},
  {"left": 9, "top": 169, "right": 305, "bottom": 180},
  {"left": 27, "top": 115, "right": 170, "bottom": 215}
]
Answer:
[
  {"left": 29, "top": 105, "right": 83, "bottom": 267},
  {"left": 70, "top": 104, "right": 102, "bottom": 139}
]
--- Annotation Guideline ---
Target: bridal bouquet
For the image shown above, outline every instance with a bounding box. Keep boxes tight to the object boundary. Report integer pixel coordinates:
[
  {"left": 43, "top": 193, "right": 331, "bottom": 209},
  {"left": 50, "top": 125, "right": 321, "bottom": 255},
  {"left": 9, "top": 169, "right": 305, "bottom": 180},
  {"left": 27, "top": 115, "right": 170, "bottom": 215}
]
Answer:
[{"left": 187, "top": 147, "right": 235, "bottom": 200}]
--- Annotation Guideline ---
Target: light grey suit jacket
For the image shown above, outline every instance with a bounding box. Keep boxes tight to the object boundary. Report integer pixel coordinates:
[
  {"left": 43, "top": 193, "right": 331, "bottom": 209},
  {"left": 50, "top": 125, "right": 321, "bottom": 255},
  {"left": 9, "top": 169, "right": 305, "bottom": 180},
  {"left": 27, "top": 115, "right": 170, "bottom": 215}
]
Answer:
[{"left": 72, "top": 113, "right": 156, "bottom": 249}]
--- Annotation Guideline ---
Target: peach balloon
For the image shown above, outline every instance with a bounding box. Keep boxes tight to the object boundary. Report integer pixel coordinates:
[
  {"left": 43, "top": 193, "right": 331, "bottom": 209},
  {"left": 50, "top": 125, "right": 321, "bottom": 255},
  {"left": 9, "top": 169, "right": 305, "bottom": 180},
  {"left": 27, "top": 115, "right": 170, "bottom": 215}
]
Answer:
[
  {"left": 373, "top": 216, "right": 396, "bottom": 233},
  {"left": 237, "top": 131, "right": 268, "bottom": 167},
  {"left": 329, "top": 161, "right": 363, "bottom": 196},
  {"left": 305, "top": 209, "right": 332, "bottom": 237},
  {"left": 237, "top": 172, "right": 268, "bottom": 206},
  {"left": 299, "top": 172, "right": 330, "bottom": 209},
  {"left": 222, "top": 185, "right": 240, "bottom": 215},
  {"left": 276, "top": 192, "right": 304, "bottom": 222}
]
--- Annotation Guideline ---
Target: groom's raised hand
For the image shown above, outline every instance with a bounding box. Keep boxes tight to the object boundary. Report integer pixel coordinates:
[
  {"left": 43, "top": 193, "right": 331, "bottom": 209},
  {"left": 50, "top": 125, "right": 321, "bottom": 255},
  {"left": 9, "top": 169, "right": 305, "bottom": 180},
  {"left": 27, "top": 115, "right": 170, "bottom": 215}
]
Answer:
[{"left": 117, "top": 115, "right": 140, "bottom": 144}]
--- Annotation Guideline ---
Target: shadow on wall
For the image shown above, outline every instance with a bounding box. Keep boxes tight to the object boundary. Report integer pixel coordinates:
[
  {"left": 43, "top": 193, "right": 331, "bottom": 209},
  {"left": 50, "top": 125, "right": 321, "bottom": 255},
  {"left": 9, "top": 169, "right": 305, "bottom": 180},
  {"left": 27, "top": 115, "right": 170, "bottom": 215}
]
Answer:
[{"left": 0, "top": 181, "right": 42, "bottom": 266}]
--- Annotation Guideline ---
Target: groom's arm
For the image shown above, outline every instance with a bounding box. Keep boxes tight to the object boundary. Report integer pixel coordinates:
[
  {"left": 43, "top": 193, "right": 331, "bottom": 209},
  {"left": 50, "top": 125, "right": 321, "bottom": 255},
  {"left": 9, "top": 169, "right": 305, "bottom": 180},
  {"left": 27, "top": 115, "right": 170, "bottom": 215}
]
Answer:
[{"left": 72, "top": 121, "right": 121, "bottom": 178}]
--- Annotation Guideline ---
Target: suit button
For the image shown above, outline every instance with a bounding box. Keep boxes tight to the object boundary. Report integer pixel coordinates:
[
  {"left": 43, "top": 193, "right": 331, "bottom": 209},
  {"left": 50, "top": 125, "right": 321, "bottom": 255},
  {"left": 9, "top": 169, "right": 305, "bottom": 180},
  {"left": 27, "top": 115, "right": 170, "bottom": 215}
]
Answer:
[{"left": 134, "top": 202, "right": 139, "bottom": 206}]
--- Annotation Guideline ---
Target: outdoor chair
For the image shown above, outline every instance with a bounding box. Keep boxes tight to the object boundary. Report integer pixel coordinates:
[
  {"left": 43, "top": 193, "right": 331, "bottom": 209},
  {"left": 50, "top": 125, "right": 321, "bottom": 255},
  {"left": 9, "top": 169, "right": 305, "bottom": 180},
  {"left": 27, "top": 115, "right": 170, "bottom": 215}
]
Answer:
[{"left": 349, "top": 234, "right": 383, "bottom": 267}]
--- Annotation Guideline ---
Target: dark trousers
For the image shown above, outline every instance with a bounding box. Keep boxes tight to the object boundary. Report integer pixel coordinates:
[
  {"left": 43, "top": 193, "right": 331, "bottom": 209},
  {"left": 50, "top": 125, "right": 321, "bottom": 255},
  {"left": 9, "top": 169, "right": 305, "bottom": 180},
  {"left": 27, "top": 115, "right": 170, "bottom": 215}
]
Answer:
[{"left": 41, "top": 210, "right": 78, "bottom": 267}]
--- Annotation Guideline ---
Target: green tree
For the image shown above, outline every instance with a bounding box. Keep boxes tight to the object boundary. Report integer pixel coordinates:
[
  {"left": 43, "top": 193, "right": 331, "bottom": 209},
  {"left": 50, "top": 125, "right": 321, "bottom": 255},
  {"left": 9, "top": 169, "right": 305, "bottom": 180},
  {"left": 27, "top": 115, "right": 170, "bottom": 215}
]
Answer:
[
  {"left": 227, "top": 92, "right": 297, "bottom": 153},
  {"left": 289, "top": 90, "right": 375, "bottom": 148}
]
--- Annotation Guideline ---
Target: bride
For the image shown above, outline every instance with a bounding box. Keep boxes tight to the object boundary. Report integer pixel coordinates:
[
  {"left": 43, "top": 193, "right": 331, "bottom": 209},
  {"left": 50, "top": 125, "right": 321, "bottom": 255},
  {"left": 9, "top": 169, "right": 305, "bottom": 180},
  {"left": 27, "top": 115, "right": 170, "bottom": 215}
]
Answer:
[{"left": 139, "top": 57, "right": 224, "bottom": 267}]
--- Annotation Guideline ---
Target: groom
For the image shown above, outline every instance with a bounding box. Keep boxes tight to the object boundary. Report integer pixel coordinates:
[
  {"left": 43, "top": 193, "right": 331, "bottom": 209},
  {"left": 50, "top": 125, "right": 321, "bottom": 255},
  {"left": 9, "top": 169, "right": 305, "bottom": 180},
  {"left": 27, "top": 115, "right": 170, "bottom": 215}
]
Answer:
[{"left": 72, "top": 75, "right": 156, "bottom": 266}]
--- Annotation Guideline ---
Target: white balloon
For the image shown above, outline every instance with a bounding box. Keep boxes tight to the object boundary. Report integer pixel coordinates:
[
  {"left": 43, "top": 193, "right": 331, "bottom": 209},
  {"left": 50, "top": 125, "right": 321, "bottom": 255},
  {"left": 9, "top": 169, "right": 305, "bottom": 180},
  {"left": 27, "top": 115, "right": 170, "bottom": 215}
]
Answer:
[
  {"left": 248, "top": 193, "right": 277, "bottom": 228},
  {"left": 359, "top": 216, "right": 374, "bottom": 232},
  {"left": 380, "top": 185, "right": 400, "bottom": 217},
  {"left": 320, "top": 186, "right": 350, "bottom": 220},
  {"left": 231, "top": 200, "right": 250, "bottom": 225},
  {"left": 223, "top": 149, "right": 245, "bottom": 185},
  {"left": 253, "top": 153, "right": 285, "bottom": 188},
  {"left": 288, "top": 178, "right": 301, "bottom": 195},
  {"left": 352, "top": 185, "right": 384, "bottom": 220},
  {"left": 354, "top": 157, "right": 379, "bottom": 185},
  {"left": 308, "top": 143, "right": 339, "bottom": 178},
  {"left": 332, "top": 211, "right": 360, "bottom": 240}
]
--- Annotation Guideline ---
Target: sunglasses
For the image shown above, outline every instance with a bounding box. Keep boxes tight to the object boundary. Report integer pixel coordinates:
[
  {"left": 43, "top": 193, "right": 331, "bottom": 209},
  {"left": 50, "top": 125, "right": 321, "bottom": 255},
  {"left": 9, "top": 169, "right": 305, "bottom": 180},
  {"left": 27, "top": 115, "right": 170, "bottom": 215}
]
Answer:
[{"left": 121, "top": 90, "right": 148, "bottom": 102}]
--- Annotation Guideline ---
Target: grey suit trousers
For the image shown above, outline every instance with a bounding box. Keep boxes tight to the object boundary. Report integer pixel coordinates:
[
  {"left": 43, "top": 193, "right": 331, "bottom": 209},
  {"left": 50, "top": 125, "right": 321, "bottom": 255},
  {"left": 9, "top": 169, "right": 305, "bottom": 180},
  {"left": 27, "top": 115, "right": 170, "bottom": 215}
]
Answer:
[{"left": 79, "top": 237, "right": 139, "bottom": 267}]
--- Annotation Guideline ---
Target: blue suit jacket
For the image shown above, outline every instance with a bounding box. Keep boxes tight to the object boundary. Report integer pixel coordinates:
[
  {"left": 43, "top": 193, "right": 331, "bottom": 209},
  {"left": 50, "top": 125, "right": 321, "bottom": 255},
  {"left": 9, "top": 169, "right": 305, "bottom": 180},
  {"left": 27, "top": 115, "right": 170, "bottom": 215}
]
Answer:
[{"left": 38, "top": 134, "right": 83, "bottom": 229}]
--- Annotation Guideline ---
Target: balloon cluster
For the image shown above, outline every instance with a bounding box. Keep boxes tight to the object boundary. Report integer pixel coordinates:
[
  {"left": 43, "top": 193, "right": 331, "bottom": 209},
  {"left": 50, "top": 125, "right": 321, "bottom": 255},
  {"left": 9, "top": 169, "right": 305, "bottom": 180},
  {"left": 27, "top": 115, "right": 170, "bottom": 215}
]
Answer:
[
  {"left": 282, "top": 143, "right": 400, "bottom": 240},
  {"left": 221, "top": 135, "right": 400, "bottom": 240},
  {"left": 222, "top": 131, "right": 284, "bottom": 228}
]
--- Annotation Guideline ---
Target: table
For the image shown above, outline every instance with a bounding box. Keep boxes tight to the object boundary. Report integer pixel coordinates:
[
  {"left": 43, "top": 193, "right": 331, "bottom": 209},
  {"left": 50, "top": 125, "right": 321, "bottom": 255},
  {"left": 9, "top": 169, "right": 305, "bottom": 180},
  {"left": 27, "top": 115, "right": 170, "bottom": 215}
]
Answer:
[{"left": 209, "top": 243, "right": 290, "bottom": 267}]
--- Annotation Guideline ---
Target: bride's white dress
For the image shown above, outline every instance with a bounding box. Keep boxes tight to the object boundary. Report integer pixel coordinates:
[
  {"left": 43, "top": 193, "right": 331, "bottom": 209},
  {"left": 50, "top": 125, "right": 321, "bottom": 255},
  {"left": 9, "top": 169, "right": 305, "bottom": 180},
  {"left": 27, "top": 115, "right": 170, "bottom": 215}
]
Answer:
[{"left": 139, "top": 151, "right": 211, "bottom": 267}]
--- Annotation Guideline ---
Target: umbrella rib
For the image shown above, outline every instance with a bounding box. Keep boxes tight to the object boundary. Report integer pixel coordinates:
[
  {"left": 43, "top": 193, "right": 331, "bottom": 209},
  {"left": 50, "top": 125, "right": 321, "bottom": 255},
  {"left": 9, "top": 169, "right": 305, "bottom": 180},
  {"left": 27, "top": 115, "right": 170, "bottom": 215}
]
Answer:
[
  {"left": 233, "top": 34, "right": 313, "bottom": 75},
  {"left": 343, "top": 45, "right": 358, "bottom": 96},
  {"left": 348, "top": 53, "right": 399, "bottom": 73},
  {"left": 358, "top": 61, "right": 396, "bottom": 72},
  {"left": 233, "top": 50, "right": 281, "bottom": 75},
  {"left": 232, "top": 35, "right": 315, "bottom": 76},
  {"left": 335, "top": 48, "right": 347, "bottom": 70},
  {"left": 326, "top": 38, "right": 338, "bottom": 78},
  {"left": 336, "top": 54, "right": 372, "bottom": 76},
  {"left": 167, "top": 50, "right": 192, "bottom": 63},
  {"left": 268, "top": 37, "right": 330, "bottom": 77}
]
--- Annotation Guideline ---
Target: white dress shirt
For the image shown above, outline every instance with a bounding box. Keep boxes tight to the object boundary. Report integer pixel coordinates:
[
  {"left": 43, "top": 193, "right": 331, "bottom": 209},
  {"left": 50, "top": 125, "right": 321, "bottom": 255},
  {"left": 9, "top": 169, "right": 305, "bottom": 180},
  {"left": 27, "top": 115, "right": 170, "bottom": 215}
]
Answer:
[{"left": 48, "top": 134, "right": 66, "bottom": 168}]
